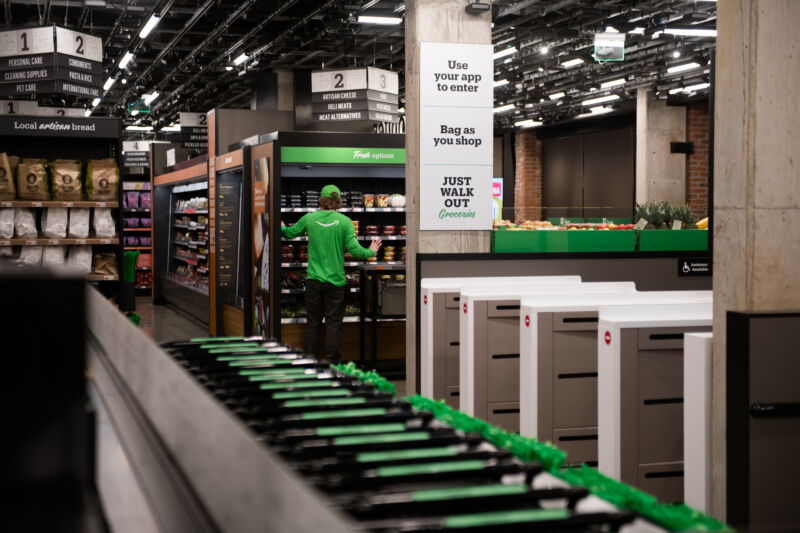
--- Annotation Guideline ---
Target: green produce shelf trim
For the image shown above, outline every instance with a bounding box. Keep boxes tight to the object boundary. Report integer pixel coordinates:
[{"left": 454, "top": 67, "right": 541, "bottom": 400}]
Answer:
[
  {"left": 190, "top": 336, "right": 245, "bottom": 342},
  {"left": 327, "top": 361, "right": 731, "bottom": 533},
  {"left": 412, "top": 483, "right": 527, "bottom": 502},
  {"left": 444, "top": 508, "right": 570, "bottom": 528},
  {"left": 200, "top": 342, "right": 259, "bottom": 349},
  {"left": 259, "top": 379, "right": 333, "bottom": 391},
  {"left": 247, "top": 373, "right": 319, "bottom": 383},
  {"left": 272, "top": 389, "right": 351, "bottom": 400},
  {"left": 227, "top": 357, "right": 293, "bottom": 365},
  {"left": 301, "top": 407, "right": 387, "bottom": 420},
  {"left": 357, "top": 446, "right": 459, "bottom": 463},
  {"left": 377, "top": 459, "right": 484, "bottom": 478},
  {"left": 238, "top": 368, "right": 310, "bottom": 376},
  {"left": 283, "top": 396, "right": 364, "bottom": 407},
  {"left": 334, "top": 431, "right": 430, "bottom": 446},
  {"left": 209, "top": 347, "right": 271, "bottom": 355},
  {"left": 317, "top": 423, "right": 406, "bottom": 437},
  {"left": 330, "top": 362, "right": 396, "bottom": 395}
]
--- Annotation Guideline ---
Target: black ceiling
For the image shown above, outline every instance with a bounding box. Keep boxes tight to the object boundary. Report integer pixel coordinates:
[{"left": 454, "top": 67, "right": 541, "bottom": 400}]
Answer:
[{"left": 1, "top": 0, "right": 715, "bottom": 135}]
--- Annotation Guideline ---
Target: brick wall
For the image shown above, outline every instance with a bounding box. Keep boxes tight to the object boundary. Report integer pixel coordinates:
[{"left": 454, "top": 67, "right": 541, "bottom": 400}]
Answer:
[
  {"left": 514, "top": 130, "right": 542, "bottom": 222},
  {"left": 686, "top": 101, "right": 710, "bottom": 219}
]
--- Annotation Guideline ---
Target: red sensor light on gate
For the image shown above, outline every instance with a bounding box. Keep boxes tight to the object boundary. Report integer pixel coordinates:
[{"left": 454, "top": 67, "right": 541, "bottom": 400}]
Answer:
[
  {"left": 604, "top": 331, "right": 611, "bottom": 345},
  {"left": 524, "top": 315, "right": 530, "bottom": 327},
  {"left": 463, "top": 303, "right": 467, "bottom": 314},
  {"left": 423, "top": 295, "right": 427, "bottom": 305}
]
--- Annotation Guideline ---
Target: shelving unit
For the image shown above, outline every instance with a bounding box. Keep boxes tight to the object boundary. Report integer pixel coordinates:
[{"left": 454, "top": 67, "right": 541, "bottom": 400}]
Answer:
[
  {"left": 0, "top": 115, "right": 122, "bottom": 300},
  {"left": 121, "top": 158, "right": 154, "bottom": 293},
  {"left": 153, "top": 157, "right": 210, "bottom": 325},
  {"left": 256, "top": 131, "right": 406, "bottom": 364}
]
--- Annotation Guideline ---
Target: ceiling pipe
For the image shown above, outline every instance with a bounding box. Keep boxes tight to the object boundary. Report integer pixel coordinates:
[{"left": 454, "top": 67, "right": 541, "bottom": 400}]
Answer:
[{"left": 153, "top": 0, "right": 334, "bottom": 113}]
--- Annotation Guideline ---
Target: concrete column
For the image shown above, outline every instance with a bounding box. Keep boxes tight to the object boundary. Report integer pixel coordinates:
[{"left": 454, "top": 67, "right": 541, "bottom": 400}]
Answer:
[
  {"left": 635, "top": 87, "right": 687, "bottom": 205},
  {"left": 712, "top": 0, "right": 800, "bottom": 520},
  {"left": 404, "top": 0, "right": 492, "bottom": 393}
]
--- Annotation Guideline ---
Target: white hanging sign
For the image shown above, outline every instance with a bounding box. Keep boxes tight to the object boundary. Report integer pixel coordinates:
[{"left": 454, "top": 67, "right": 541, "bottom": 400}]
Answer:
[
  {"left": 419, "top": 42, "right": 493, "bottom": 230},
  {"left": 179, "top": 111, "right": 208, "bottom": 128},
  {"left": 0, "top": 99, "right": 38, "bottom": 115},
  {"left": 0, "top": 27, "right": 55, "bottom": 57},
  {"left": 55, "top": 27, "right": 102, "bottom": 63}
]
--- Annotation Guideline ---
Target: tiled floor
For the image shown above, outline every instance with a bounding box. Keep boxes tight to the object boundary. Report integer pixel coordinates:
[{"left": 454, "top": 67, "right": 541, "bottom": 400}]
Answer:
[{"left": 135, "top": 297, "right": 208, "bottom": 343}]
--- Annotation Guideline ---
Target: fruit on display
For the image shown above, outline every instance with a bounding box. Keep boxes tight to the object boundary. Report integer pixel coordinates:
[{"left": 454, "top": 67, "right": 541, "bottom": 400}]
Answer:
[{"left": 696, "top": 217, "right": 709, "bottom": 230}]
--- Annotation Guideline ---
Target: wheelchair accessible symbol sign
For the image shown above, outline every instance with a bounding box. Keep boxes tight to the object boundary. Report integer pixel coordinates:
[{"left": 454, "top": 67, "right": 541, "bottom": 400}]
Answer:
[{"left": 677, "top": 257, "right": 711, "bottom": 277}]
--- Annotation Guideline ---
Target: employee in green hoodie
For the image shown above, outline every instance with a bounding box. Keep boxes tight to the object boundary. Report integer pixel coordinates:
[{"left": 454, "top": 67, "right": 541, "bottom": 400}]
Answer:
[{"left": 281, "top": 185, "right": 381, "bottom": 363}]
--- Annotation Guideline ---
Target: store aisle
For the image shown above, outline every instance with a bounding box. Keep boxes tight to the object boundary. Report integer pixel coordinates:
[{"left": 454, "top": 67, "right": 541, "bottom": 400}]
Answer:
[{"left": 135, "top": 297, "right": 207, "bottom": 343}]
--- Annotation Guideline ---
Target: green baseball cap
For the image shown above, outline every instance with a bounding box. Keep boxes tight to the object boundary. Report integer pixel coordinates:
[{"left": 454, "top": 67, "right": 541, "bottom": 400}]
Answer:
[{"left": 320, "top": 184, "right": 341, "bottom": 198}]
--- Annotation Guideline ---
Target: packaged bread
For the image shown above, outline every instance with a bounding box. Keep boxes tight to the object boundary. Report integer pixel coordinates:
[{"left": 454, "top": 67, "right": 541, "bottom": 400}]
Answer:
[
  {"left": 0, "top": 153, "right": 17, "bottom": 200},
  {"left": 17, "top": 158, "right": 49, "bottom": 200},
  {"left": 49, "top": 159, "right": 82, "bottom": 200},
  {"left": 86, "top": 158, "right": 119, "bottom": 201}
]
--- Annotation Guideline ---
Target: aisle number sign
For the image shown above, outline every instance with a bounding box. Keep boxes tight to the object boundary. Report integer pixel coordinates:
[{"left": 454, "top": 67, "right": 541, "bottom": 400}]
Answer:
[
  {"left": 0, "top": 25, "right": 103, "bottom": 97},
  {"left": 311, "top": 67, "right": 399, "bottom": 123},
  {"left": 419, "top": 42, "right": 493, "bottom": 230},
  {"left": 180, "top": 111, "right": 208, "bottom": 150}
]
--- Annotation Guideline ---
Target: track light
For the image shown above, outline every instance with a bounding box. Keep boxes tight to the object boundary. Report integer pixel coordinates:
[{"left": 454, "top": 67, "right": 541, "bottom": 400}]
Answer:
[
  {"left": 548, "top": 92, "right": 565, "bottom": 100},
  {"left": 493, "top": 46, "right": 517, "bottom": 60},
  {"left": 600, "top": 78, "right": 626, "bottom": 89},
  {"left": 357, "top": 15, "right": 402, "bottom": 25},
  {"left": 119, "top": 51, "right": 134, "bottom": 69},
  {"left": 143, "top": 92, "right": 159, "bottom": 105},
  {"left": 493, "top": 104, "right": 515, "bottom": 114},
  {"left": 667, "top": 62, "right": 701, "bottom": 74},
  {"left": 103, "top": 77, "right": 115, "bottom": 91},
  {"left": 139, "top": 14, "right": 161, "bottom": 39},
  {"left": 234, "top": 52, "right": 249, "bottom": 65},
  {"left": 582, "top": 94, "right": 620, "bottom": 106},
  {"left": 493, "top": 79, "right": 509, "bottom": 88},
  {"left": 514, "top": 119, "right": 542, "bottom": 128},
  {"left": 561, "top": 58, "right": 584, "bottom": 68}
]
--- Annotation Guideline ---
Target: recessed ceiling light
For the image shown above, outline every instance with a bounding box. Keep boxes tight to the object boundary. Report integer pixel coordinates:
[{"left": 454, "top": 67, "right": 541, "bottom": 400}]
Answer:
[
  {"left": 357, "top": 15, "right": 403, "bottom": 25},
  {"left": 538, "top": 67, "right": 544, "bottom": 72},
  {"left": 493, "top": 104, "right": 515, "bottom": 114},
  {"left": 582, "top": 94, "right": 620, "bottom": 106},
  {"left": 493, "top": 47, "right": 517, "bottom": 60},
  {"left": 561, "top": 58, "right": 584, "bottom": 68},
  {"left": 540, "top": 46, "right": 549, "bottom": 55},
  {"left": 493, "top": 79, "right": 509, "bottom": 88},
  {"left": 667, "top": 61, "right": 701, "bottom": 74},
  {"left": 514, "top": 119, "right": 542, "bottom": 128},
  {"left": 663, "top": 28, "right": 717, "bottom": 37},
  {"left": 684, "top": 82, "right": 711, "bottom": 92},
  {"left": 225, "top": 65, "right": 233, "bottom": 71},
  {"left": 600, "top": 78, "right": 626, "bottom": 89},
  {"left": 672, "top": 50, "right": 681, "bottom": 58}
]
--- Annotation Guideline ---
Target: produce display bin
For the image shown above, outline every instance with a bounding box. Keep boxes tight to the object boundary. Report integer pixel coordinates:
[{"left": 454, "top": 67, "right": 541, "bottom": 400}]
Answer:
[
  {"left": 637, "top": 229, "right": 708, "bottom": 252},
  {"left": 492, "top": 229, "right": 635, "bottom": 253}
]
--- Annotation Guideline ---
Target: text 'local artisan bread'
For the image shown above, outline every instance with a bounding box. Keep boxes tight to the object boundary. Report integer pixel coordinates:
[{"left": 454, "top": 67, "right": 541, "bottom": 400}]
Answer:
[
  {"left": 17, "top": 158, "right": 49, "bottom": 200},
  {"left": 0, "top": 153, "right": 17, "bottom": 200},
  {"left": 86, "top": 158, "right": 119, "bottom": 201},
  {"left": 49, "top": 159, "right": 83, "bottom": 201}
]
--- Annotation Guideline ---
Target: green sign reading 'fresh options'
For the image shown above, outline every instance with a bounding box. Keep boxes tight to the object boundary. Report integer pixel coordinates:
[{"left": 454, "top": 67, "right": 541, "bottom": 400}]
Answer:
[
  {"left": 238, "top": 368, "right": 309, "bottom": 376},
  {"left": 316, "top": 423, "right": 405, "bottom": 437},
  {"left": 259, "top": 380, "right": 333, "bottom": 391},
  {"left": 357, "top": 446, "right": 459, "bottom": 463},
  {"left": 283, "top": 396, "right": 364, "bottom": 407},
  {"left": 272, "top": 389, "right": 350, "bottom": 400},
  {"left": 190, "top": 336, "right": 245, "bottom": 342},
  {"left": 444, "top": 509, "right": 570, "bottom": 528},
  {"left": 281, "top": 146, "right": 406, "bottom": 165},
  {"left": 301, "top": 407, "right": 386, "bottom": 420},
  {"left": 412, "top": 483, "right": 527, "bottom": 503},
  {"left": 248, "top": 373, "right": 319, "bottom": 383},
  {"left": 334, "top": 431, "right": 430, "bottom": 446},
  {"left": 377, "top": 460, "right": 484, "bottom": 478},
  {"left": 200, "top": 342, "right": 258, "bottom": 350}
]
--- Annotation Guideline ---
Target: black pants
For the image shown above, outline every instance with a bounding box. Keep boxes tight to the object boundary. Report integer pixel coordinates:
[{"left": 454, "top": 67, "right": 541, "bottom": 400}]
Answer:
[{"left": 305, "top": 278, "right": 346, "bottom": 363}]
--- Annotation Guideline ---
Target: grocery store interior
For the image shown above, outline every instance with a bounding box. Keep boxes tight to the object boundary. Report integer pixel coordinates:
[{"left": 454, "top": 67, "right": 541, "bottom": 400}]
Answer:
[{"left": 1, "top": 0, "right": 798, "bottom": 531}]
